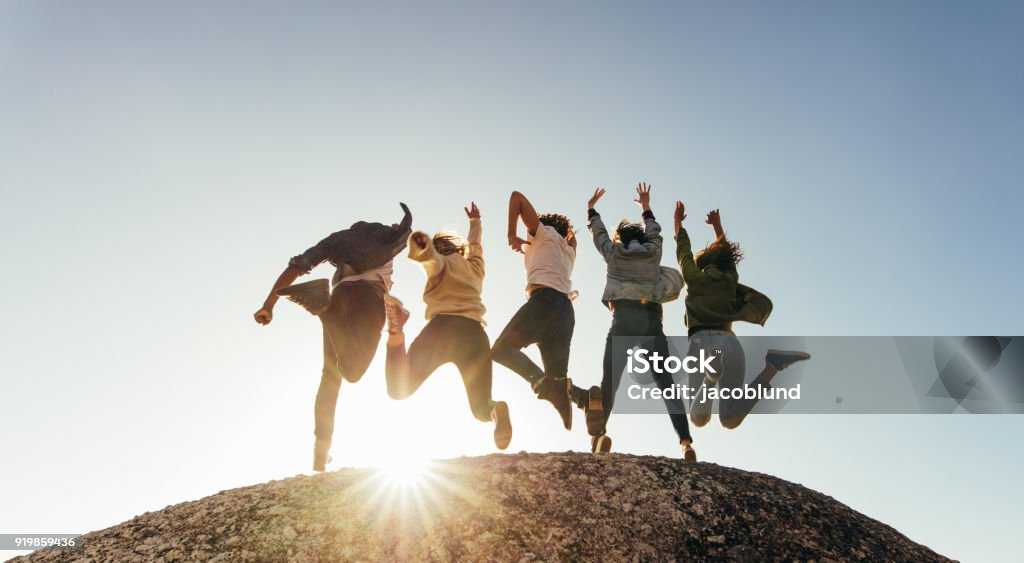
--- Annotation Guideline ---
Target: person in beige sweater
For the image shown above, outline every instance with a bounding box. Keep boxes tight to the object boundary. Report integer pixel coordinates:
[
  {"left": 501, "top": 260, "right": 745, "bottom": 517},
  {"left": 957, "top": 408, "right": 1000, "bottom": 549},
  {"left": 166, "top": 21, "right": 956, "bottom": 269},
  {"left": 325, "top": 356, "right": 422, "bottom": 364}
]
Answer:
[{"left": 383, "top": 202, "right": 512, "bottom": 450}]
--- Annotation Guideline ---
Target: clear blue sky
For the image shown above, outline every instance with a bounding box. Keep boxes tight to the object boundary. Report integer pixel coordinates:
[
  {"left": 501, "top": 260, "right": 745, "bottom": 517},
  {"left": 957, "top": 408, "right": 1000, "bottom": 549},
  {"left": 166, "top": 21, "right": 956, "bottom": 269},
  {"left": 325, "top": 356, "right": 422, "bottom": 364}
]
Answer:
[{"left": 1, "top": 1, "right": 1022, "bottom": 561}]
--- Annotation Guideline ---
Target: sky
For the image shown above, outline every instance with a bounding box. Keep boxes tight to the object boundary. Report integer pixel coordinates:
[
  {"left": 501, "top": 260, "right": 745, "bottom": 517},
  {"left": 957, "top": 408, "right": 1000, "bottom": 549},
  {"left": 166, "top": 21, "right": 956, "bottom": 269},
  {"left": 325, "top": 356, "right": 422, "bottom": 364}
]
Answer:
[{"left": 1, "top": 1, "right": 1023, "bottom": 561}]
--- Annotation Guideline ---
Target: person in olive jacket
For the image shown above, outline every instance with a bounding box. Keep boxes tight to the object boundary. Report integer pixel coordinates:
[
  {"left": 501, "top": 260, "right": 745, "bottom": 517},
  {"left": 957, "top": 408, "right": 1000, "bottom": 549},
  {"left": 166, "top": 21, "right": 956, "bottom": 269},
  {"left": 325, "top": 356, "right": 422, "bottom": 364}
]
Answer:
[{"left": 674, "top": 201, "right": 809, "bottom": 431}]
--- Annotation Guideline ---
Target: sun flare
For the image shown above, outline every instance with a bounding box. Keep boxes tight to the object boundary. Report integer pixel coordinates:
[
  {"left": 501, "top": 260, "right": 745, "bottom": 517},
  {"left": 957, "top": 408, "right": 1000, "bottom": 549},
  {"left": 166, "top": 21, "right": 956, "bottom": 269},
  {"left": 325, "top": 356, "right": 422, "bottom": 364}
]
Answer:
[{"left": 374, "top": 456, "right": 435, "bottom": 489}]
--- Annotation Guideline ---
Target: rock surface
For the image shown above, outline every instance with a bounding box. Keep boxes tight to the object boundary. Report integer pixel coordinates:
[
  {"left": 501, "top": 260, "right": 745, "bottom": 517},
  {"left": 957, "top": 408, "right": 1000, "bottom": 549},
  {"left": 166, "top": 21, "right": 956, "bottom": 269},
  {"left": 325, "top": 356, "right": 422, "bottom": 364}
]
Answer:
[{"left": 14, "top": 452, "right": 950, "bottom": 562}]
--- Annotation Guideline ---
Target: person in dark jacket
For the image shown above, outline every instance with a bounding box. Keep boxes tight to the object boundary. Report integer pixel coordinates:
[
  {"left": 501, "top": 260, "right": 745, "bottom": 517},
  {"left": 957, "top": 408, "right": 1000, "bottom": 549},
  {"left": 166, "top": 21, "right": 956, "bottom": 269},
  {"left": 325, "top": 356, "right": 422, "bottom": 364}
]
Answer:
[
  {"left": 253, "top": 203, "right": 412, "bottom": 472},
  {"left": 675, "top": 202, "right": 809, "bottom": 430}
]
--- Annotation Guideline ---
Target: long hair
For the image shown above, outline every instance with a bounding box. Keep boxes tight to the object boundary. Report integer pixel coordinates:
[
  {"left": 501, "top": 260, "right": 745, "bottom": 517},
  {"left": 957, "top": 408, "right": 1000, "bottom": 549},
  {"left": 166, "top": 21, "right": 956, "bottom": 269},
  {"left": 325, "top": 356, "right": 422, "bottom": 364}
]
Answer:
[
  {"left": 432, "top": 231, "right": 468, "bottom": 256},
  {"left": 695, "top": 238, "right": 744, "bottom": 270},
  {"left": 615, "top": 220, "right": 648, "bottom": 246},
  {"left": 538, "top": 213, "right": 573, "bottom": 239}
]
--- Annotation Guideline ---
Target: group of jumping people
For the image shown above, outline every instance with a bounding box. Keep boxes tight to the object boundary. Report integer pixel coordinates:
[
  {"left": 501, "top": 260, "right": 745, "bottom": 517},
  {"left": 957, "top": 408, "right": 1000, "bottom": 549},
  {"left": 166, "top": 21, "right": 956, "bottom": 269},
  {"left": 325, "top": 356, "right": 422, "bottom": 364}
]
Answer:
[{"left": 254, "top": 184, "right": 809, "bottom": 472}]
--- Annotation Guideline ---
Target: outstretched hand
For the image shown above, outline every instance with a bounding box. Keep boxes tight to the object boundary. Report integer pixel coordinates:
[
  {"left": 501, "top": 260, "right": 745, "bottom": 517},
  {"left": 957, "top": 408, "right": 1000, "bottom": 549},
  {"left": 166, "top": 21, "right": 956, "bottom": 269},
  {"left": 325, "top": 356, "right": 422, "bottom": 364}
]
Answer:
[
  {"left": 633, "top": 182, "right": 652, "bottom": 210},
  {"left": 705, "top": 209, "right": 721, "bottom": 226},
  {"left": 465, "top": 202, "right": 481, "bottom": 220},
  {"left": 674, "top": 201, "right": 687, "bottom": 233},
  {"left": 588, "top": 188, "right": 606, "bottom": 209}
]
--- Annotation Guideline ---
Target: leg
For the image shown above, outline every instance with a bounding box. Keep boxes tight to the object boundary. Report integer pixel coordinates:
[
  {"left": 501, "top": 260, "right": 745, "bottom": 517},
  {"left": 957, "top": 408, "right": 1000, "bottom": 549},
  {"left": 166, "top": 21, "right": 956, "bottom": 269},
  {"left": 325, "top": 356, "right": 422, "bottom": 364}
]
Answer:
[
  {"left": 385, "top": 316, "right": 453, "bottom": 401},
  {"left": 686, "top": 335, "right": 714, "bottom": 428},
  {"left": 602, "top": 328, "right": 641, "bottom": 424},
  {"left": 320, "top": 283, "right": 387, "bottom": 384},
  {"left": 535, "top": 296, "right": 575, "bottom": 381},
  {"left": 452, "top": 318, "right": 497, "bottom": 423},
  {"left": 491, "top": 298, "right": 547, "bottom": 386},
  {"left": 311, "top": 283, "right": 386, "bottom": 470},
  {"left": 717, "top": 347, "right": 810, "bottom": 428},
  {"left": 533, "top": 296, "right": 575, "bottom": 429},
  {"left": 650, "top": 331, "right": 692, "bottom": 444},
  {"left": 314, "top": 323, "right": 344, "bottom": 449},
  {"left": 717, "top": 336, "right": 754, "bottom": 429},
  {"left": 452, "top": 317, "right": 512, "bottom": 449}
]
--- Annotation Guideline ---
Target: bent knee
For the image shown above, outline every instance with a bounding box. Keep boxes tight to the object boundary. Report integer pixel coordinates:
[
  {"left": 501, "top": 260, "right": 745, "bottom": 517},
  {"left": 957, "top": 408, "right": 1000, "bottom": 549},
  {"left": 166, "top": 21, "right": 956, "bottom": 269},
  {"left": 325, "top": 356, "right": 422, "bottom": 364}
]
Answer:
[
  {"left": 690, "top": 413, "right": 711, "bottom": 428},
  {"left": 472, "top": 406, "right": 493, "bottom": 423},
  {"left": 719, "top": 413, "right": 744, "bottom": 430},
  {"left": 386, "top": 385, "right": 411, "bottom": 401},
  {"left": 490, "top": 339, "right": 518, "bottom": 360},
  {"left": 336, "top": 358, "right": 372, "bottom": 383}
]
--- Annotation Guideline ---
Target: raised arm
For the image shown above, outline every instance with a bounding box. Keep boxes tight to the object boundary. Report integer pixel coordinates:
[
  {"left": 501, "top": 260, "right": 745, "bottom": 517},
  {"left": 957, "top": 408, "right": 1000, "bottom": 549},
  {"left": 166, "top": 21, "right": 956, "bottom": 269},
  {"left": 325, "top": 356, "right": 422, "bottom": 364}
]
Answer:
[
  {"left": 674, "top": 201, "right": 701, "bottom": 283},
  {"left": 507, "top": 191, "right": 540, "bottom": 254},
  {"left": 706, "top": 209, "right": 724, "bottom": 239},
  {"left": 465, "top": 202, "right": 485, "bottom": 277},
  {"left": 586, "top": 188, "right": 614, "bottom": 261},
  {"left": 408, "top": 231, "right": 444, "bottom": 280},
  {"left": 634, "top": 182, "right": 663, "bottom": 254}
]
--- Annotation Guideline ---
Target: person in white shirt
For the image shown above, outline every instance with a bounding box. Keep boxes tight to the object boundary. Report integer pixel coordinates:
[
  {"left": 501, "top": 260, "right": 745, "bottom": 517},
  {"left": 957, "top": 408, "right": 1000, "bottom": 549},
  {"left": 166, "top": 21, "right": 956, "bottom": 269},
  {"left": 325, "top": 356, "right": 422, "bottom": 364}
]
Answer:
[{"left": 491, "top": 191, "right": 578, "bottom": 430}]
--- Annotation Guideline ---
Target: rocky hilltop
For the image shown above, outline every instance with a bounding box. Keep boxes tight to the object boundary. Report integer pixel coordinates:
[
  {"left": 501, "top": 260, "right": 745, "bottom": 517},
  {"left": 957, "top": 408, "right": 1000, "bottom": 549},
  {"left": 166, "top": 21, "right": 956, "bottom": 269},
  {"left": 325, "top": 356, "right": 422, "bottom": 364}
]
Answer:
[{"left": 14, "top": 452, "right": 950, "bottom": 562}]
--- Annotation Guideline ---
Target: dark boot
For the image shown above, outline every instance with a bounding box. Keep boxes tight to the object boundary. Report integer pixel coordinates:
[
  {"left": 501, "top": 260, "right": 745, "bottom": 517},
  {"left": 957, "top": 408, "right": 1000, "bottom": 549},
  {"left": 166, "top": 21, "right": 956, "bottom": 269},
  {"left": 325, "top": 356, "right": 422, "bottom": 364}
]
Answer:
[
  {"left": 534, "top": 376, "right": 573, "bottom": 431},
  {"left": 766, "top": 349, "right": 811, "bottom": 371}
]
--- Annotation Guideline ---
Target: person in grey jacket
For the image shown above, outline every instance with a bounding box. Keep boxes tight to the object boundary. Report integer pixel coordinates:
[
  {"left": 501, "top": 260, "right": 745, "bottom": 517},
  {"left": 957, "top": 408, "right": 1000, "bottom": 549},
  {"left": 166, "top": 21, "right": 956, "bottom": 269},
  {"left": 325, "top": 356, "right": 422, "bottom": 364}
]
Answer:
[{"left": 573, "top": 183, "right": 694, "bottom": 460}]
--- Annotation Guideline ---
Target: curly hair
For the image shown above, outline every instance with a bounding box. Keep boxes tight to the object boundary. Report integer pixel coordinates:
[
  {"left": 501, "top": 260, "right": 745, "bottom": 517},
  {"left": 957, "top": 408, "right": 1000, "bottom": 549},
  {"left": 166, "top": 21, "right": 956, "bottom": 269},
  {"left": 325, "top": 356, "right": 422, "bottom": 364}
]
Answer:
[
  {"left": 432, "top": 232, "right": 468, "bottom": 256},
  {"left": 695, "top": 238, "right": 744, "bottom": 270},
  {"left": 538, "top": 213, "right": 573, "bottom": 239},
  {"left": 615, "top": 220, "right": 648, "bottom": 246}
]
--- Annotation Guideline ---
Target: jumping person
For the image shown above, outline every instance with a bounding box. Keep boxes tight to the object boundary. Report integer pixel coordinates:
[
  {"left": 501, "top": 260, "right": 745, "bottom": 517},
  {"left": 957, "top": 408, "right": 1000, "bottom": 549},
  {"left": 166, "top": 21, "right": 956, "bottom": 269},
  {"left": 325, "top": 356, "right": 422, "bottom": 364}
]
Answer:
[
  {"left": 253, "top": 203, "right": 413, "bottom": 472},
  {"left": 491, "top": 191, "right": 577, "bottom": 430},
  {"left": 382, "top": 202, "right": 513, "bottom": 450},
  {"left": 674, "top": 203, "right": 810, "bottom": 430},
  {"left": 575, "top": 183, "right": 694, "bottom": 459}
]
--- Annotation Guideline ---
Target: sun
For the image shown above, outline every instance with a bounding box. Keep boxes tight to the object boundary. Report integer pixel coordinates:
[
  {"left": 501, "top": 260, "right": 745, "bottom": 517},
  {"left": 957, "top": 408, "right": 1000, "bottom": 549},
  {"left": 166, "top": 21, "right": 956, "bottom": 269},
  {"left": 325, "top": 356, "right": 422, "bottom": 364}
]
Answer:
[{"left": 374, "top": 455, "right": 435, "bottom": 489}]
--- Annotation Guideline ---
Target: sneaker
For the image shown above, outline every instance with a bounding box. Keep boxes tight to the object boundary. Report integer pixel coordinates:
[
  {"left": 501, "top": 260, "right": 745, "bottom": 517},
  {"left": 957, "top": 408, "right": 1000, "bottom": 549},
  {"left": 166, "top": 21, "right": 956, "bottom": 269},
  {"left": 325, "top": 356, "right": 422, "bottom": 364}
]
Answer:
[
  {"left": 766, "top": 349, "right": 812, "bottom": 371},
  {"left": 536, "top": 376, "right": 573, "bottom": 431},
  {"left": 276, "top": 279, "right": 331, "bottom": 315},
  {"left": 491, "top": 401, "right": 512, "bottom": 450},
  {"left": 682, "top": 442, "right": 697, "bottom": 462},
  {"left": 313, "top": 449, "right": 332, "bottom": 472},
  {"left": 584, "top": 386, "right": 606, "bottom": 437},
  {"left": 383, "top": 294, "right": 410, "bottom": 334},
  {"left": 591, "top": 434, "right": 612, "bottom": 453}
]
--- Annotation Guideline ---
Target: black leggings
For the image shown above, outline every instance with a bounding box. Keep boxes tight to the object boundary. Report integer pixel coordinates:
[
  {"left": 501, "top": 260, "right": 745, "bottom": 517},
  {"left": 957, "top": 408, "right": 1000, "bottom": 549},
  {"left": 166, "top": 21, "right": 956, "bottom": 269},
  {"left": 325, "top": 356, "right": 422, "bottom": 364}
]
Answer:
[
  {"left": 314, "top": 282, "right": 386, "bottom": 444},
  {"left": 386, "top": 314, "right": 495, "bottom": 422},
  {"left": 492, "top": 288, "right": 575, "bottom": 386}
]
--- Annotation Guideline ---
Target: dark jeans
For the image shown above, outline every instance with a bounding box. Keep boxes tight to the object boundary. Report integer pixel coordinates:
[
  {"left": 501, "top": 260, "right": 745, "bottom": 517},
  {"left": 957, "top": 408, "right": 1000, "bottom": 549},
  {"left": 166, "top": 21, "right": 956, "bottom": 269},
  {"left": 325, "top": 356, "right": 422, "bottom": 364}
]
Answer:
[
  {"left": 386, "top": 314, "right": 495, "bottom": 422},
  {"left": 596, "top": 301, "right": 692, "bottom": 442},
  {"left": 314, "top": 281, "right": 386, "bottom": 445},
  {"left": 492, "top": 288, "right": 575, "bottom": 386}
]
